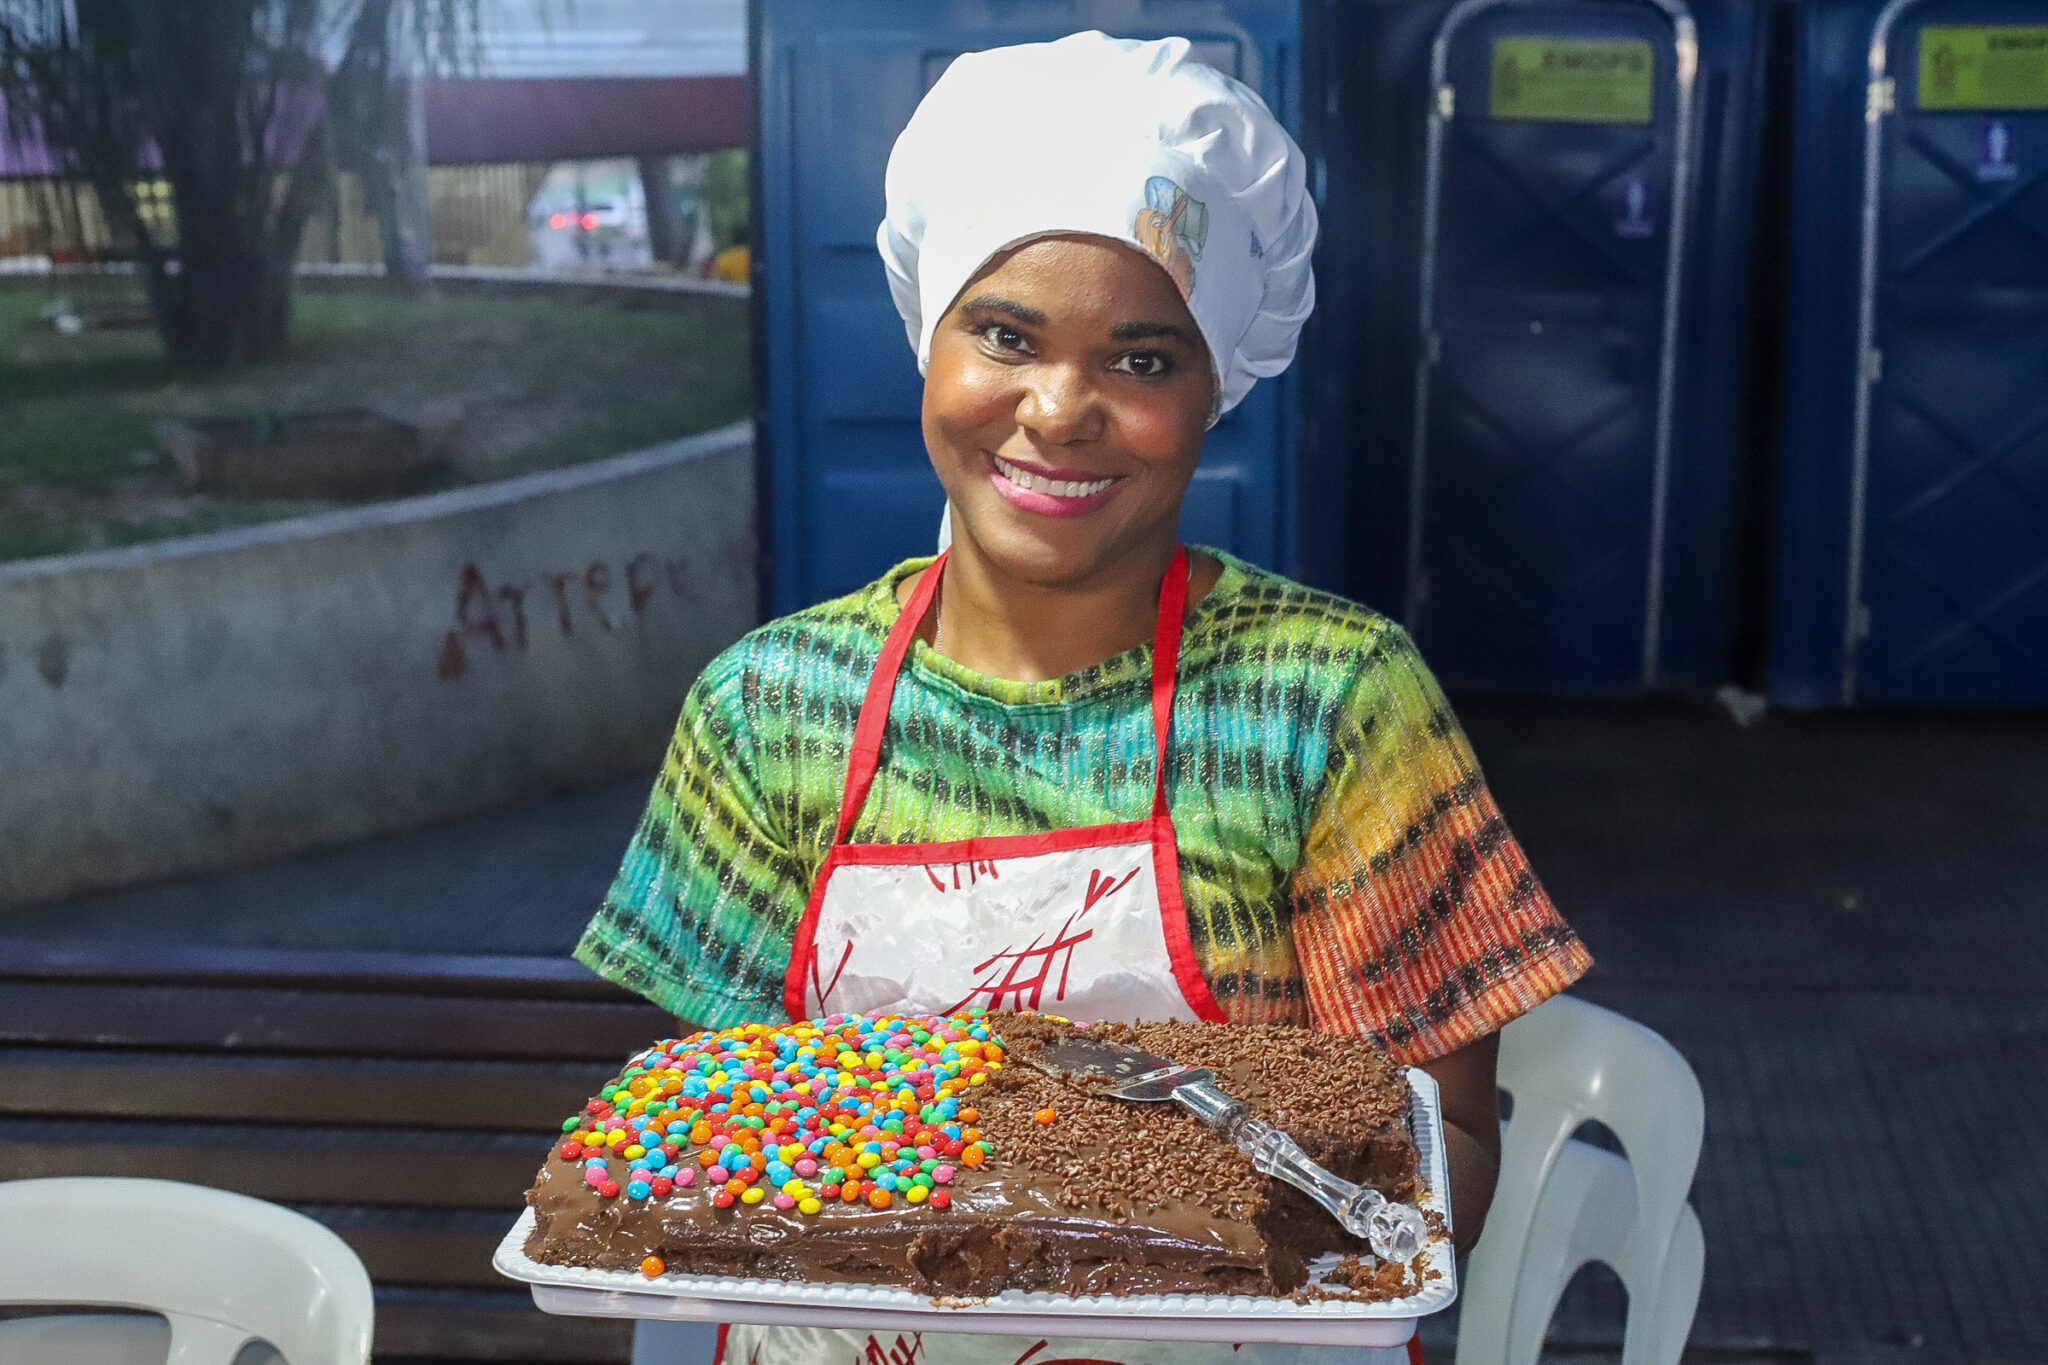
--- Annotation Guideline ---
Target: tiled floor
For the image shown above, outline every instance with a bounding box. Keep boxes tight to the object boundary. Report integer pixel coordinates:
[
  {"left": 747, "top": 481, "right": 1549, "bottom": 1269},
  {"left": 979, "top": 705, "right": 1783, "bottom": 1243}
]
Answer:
[
  {"left": 18, "top": 697, "right": 2048, "bottom": 1364},
  {"left": 1459, "top": 700, "right": 2048, "bottom": 1365}
]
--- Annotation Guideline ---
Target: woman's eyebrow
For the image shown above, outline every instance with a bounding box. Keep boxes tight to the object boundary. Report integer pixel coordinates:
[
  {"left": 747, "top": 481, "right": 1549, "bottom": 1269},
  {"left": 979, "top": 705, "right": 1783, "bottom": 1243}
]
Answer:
[
  {"left": 956, "top": 296, "right": 1047, "bottom": 325},
  {"left": 1110, "top": 320, "right": 1198, "bottom": 345}
]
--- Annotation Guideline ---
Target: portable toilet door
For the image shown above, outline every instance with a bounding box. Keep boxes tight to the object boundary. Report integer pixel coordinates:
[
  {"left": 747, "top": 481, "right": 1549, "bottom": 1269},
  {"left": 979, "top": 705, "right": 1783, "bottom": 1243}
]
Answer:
[
  {"left": 1406, "top": 0, "right": 1699, "bottom": 697},
  {"left": 1835, "top": 1, "right": 2048, "bottom": 705},
  {"left": 754, "top": 0, "right": 1302, "bottom": 614}
]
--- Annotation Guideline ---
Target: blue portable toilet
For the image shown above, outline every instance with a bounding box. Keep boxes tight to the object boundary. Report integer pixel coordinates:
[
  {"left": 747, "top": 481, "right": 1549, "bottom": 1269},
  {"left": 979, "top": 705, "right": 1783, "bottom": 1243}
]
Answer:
[
  {"left": 1772, "top": 0, "right": 2048, "bottom": 707},
  {"left": 752, "top": 0, "right": 1302, "bottom": 613},
  {"left": 1308, "top": 0, "right": 1772, "bottom": 699}
]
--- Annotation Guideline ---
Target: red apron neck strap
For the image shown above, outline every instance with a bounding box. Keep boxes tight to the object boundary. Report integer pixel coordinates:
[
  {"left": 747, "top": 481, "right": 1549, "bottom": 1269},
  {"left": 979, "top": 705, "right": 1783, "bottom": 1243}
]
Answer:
[
  {"left": 1151, "top": 545, "right": 1189, "bottom": 818},
  {"left": 836, "top": 545, "right": 1190, "bottom": 845},
  {"left": 836, "top": 550, "right": 947, "bottom": 844}
]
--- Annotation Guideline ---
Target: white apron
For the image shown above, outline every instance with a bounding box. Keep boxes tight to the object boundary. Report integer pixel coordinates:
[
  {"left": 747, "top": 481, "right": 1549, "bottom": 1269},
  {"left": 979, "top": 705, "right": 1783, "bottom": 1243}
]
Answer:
[
  {"left": 722, "top": 548, "right": 1414, "bottom": 1365},
  {"left": 781, "top": 545, "right": 1218, "bottom": 1025}
]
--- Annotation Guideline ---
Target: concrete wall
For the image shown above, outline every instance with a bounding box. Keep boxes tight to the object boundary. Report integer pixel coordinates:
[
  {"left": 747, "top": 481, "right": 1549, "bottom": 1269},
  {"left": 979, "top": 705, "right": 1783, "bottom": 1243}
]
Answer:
[{"left": 0, "top": 422, "right": 757, "bottom": 910}]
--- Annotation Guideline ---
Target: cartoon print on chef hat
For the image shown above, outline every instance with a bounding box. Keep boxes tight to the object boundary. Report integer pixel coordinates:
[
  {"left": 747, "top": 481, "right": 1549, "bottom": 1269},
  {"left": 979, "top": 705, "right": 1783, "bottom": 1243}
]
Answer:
[{"left": 1133, "top": 176, "right": 1208, "bottom": 299}]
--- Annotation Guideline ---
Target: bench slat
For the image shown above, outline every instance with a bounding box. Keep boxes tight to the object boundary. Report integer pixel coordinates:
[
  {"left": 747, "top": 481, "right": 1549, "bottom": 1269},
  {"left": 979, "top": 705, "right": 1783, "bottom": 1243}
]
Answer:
[
  {"left": 293, "top": 1206, "right": 525, "bottom": 1290},
  {"left": 0, "top": 1119, "right": 550, "bottom": 1209},
  {"left": 0, "top": 940, "right": 630, "bottom": 998},
  {"left": 0, "top": 1049, "right": 602, "bottom": 1128},
  {"left": 374, "top": 1286, "right": 632, "bottom": 1361},
  {"left": 0, "top": 983, "right": 673, "bottom": 1059}
]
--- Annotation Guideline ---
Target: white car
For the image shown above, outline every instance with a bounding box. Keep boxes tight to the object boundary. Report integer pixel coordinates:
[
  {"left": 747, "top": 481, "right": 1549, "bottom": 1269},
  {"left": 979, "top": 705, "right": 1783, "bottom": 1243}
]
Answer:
[{"left": 528, "top": 163, "right": 653, "bottom": 269}]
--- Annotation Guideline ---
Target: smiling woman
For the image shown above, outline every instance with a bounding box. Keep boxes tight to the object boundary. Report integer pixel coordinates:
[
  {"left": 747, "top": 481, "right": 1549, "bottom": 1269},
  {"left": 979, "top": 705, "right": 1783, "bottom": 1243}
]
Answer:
[
  {"left": 575, "top": 31, "right": 1590, "bottom": 1365},
  {"left": 913, "top": 236, "right": 1218, "bottom": 681}
]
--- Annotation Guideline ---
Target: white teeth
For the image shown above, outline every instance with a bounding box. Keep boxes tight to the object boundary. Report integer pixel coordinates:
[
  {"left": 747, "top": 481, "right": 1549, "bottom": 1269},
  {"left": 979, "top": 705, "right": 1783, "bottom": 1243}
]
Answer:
[{"left": 994, "top": 456, "right": 1115, "bottom": 498}]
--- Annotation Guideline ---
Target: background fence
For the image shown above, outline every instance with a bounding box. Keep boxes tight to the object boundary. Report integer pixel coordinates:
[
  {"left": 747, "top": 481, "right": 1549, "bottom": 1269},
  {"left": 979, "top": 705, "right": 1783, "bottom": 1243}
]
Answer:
[{"left": 4, "top": 163, "right": 607, "bottom": 270}]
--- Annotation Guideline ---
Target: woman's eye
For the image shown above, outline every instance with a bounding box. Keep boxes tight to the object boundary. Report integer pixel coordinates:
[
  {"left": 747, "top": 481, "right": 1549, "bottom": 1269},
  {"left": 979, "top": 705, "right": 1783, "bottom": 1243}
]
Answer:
[
  {"left": 1113, "top": 351, "right": 1173, "bottom": 378},
  {"left": 976, "top": 323, "right": 1030, "bottom": 353}
]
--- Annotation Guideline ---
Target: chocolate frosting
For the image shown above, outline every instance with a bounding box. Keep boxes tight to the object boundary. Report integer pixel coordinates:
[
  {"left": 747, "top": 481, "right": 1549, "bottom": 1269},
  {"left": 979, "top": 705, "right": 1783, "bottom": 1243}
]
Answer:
[{"left": 523, "top": 1011, "right": 1419, "bottom": 1299}]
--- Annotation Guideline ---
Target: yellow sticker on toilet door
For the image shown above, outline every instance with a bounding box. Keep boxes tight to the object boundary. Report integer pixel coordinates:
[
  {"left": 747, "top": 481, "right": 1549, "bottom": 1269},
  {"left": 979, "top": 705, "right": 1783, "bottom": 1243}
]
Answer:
[
  {"left": 1490, "top": 37, "right": 1655, "bottom": 124},
  {"left": 1920, "top": 26, "right": 2048, "bottom": 110}
]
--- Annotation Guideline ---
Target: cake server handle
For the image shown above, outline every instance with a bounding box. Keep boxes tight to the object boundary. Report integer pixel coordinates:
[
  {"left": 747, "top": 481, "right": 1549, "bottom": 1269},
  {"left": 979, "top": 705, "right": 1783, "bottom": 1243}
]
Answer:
[{"left": 1171, "top": 1081, "right": 1428, "bottom": 1264}]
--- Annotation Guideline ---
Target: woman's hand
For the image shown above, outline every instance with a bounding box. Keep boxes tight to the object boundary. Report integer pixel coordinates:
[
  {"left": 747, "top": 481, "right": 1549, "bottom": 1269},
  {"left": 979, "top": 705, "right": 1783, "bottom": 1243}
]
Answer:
[{"left": 1420, "top": 1031, "right": 1503, "bottom": 1254}]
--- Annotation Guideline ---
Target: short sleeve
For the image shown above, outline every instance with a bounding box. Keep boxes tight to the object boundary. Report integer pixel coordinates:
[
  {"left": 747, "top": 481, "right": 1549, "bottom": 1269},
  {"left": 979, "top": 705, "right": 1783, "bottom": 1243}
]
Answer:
[
  {"left": 1288, "top": 624, "right": 1590, "bottom": 1063},
  {"left": 575, "top": 663, "right": 808, "bottom": 1028}
]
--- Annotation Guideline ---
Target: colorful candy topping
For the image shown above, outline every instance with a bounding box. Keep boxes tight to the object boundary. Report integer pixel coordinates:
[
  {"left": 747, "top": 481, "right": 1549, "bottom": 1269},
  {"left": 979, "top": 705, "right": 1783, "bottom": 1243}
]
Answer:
[{"left": 556, "top": 1010, "right": 1004, "bottom": 1216}]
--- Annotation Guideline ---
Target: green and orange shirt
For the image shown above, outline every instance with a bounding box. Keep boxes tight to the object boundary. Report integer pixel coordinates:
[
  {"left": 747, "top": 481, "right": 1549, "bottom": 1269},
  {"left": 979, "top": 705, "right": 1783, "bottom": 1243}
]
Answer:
[{"left": 577, "top": 552, "right": 1589, "bottom": 1064}]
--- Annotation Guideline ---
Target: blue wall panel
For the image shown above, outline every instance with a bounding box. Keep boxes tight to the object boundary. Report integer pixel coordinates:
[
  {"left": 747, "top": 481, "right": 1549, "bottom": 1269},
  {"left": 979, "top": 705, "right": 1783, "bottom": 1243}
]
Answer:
[
  {"left": 1417, "top": 0, "right": 1689, "bottom": 698},
  {"left": 1309, "top": 0, "right": 1771, "bottom": 699},
  {"left": 1772, "top": 0, "right": 2048, "bottom": 706}
]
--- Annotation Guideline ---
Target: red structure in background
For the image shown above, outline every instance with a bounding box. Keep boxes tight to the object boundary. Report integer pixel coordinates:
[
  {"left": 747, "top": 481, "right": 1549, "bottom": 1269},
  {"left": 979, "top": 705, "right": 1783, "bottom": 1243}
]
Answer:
[
  {"left": 423, "top": 75, "right": 746, "bottom": 163},
  {"left": 0, "top": 76, "right": 745, "bottom": 177}
]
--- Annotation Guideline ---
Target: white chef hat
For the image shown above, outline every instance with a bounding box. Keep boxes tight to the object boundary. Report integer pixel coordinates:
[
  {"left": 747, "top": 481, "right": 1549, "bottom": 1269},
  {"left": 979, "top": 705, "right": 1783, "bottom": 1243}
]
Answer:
[{"left": 877, "top": 30, "right": 1318, "bottom": 422}]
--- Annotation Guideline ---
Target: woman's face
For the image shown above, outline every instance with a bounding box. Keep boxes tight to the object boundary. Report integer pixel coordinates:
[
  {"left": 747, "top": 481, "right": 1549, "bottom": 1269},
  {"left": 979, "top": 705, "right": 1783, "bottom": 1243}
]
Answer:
[{"left": 922, "top": 234, "right": 1214, "bottom": 590}]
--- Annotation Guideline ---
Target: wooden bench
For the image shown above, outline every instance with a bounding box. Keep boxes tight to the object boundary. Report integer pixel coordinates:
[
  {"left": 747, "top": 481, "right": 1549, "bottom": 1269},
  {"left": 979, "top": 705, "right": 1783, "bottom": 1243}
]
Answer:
[{"left": 0, "top": 938, "right": 679, "bottom": 1360}]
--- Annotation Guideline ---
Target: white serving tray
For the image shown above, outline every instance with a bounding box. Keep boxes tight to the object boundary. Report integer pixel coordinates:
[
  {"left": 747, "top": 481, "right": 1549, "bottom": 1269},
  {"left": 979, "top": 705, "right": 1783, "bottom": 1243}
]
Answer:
[{"left": 495, "top": 1067, "right": 1457, "bottom": 1347}]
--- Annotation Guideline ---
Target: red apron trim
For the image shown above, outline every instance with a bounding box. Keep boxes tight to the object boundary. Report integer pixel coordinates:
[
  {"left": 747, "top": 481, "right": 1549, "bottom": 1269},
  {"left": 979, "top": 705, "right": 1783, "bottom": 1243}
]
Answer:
[
  {"left": 822, "top": 820, "right": 1158, "bottom": 867},
  {"left": 1148, "top": 550, "right": 1188, "bottom": 818},
  {"left": 833, "top": 549, "right": 948, "bottom": 845},
  {"left": 1151, "top": 809, "right": 1226, "bottom": 1022},
  {"left": 784, "top": 844, "right": 841, "bottom": 1020}
]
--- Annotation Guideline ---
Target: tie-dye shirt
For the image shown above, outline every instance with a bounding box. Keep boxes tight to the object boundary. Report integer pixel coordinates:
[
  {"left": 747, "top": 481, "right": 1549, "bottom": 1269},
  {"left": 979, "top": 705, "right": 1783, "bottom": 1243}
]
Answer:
[{"left": 577, "top": 552, "right": 1589, "bottom": 1064}]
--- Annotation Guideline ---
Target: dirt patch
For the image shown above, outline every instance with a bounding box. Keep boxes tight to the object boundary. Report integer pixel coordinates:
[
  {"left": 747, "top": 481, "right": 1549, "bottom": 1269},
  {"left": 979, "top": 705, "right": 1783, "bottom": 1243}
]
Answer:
[{"left": 0, "top": 284, "right": 751, "bottom": 561}]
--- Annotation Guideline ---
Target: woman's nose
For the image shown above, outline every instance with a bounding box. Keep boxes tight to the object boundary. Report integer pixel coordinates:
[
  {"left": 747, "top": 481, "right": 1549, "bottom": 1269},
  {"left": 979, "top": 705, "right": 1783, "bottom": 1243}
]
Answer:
[{"left": 1015, "top": 365, "right": 1105, "bottom": 444}]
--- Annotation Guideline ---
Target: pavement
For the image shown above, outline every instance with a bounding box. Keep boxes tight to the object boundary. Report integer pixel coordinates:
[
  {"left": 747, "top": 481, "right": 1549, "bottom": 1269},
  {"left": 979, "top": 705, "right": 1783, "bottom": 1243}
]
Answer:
[
  {"left": 15, "top": 696, "right": 2048, "bottom": 1365},
  {"left": 15, "top": 776, "right": 646, "bottom": 957},
  {"left": 1448, "top": 700, "right": 2048, "bottom": 1365}
]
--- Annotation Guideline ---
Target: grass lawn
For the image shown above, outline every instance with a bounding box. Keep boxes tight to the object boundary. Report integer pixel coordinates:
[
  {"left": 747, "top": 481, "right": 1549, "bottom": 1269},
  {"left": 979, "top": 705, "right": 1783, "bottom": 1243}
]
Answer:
[{"left": 0, "top": 282, "right": 752, "bottom": 563}]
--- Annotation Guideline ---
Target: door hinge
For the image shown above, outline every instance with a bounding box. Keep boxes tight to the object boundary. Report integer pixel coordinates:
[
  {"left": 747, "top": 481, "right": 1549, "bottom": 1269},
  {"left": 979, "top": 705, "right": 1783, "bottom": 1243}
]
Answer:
[
  {"left": 1852, "top": 603, "right": 1873, "bottom": 641},
  {"left": 1426, "top": 330, "right": 1443, "bottom": 365},
  {"left": 1868, "top": 77, "right": 1896, "bottom": 117},
  {"left": 1862, "top": 347, "right": 1883, "bottom": 383},
  {"left": 1436, "top": 84, "right": 1456, "bottom": 121}
]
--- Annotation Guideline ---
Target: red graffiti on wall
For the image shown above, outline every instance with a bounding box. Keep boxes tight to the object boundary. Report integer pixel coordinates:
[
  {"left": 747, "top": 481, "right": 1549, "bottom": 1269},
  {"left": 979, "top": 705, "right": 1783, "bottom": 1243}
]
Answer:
[{"left": 437, "top": 551, "right": 698, "bottom": 680}]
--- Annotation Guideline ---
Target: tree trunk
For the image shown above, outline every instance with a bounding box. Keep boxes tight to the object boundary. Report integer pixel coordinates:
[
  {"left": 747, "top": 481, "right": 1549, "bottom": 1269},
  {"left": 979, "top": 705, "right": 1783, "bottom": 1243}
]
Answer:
[
  {"left": 139, "top": 120, "right": 332, "bottom": 368},
  {"left": 370, "top": 76, "right": 432, "bottom": 284},
  {"left": 2, "top": 0, "right": 438, "bottom": 369},
  {"left": 154, "top": 240, "right": 297, "bottom": 367},
  {"left": 639, "top": 155, "right": 684, "bottom": 266}
]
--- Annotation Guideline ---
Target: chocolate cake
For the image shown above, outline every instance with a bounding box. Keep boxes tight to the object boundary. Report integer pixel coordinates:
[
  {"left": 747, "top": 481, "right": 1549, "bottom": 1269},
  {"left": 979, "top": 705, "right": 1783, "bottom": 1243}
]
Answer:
[{"left": 522, "top": 1009, "right": 1422, "bottom": 1298}]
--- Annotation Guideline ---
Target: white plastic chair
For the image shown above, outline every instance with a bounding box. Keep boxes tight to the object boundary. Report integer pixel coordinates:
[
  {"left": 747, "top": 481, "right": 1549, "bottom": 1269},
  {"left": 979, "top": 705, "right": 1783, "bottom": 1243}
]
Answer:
[
  {"left": 0, "top": 1177, "right": 374, "bottom": 1365},
  {"left": 1456, "top": 995, "right": 1706, "bottom": 1365}
]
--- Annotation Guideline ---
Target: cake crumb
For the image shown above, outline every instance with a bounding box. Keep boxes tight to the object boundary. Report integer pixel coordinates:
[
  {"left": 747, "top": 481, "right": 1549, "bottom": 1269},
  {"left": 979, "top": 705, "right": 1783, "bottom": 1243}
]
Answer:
[{"left": 1291, "top": 1253, "right": 1428, "bottom": 1303}]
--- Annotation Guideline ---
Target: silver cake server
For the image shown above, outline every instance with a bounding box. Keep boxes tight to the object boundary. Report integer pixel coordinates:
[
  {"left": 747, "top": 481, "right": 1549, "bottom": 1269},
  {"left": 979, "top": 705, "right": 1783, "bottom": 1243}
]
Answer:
[{"left": 1032, "top": 1032, "right": 1429, "bottom": 1264}]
